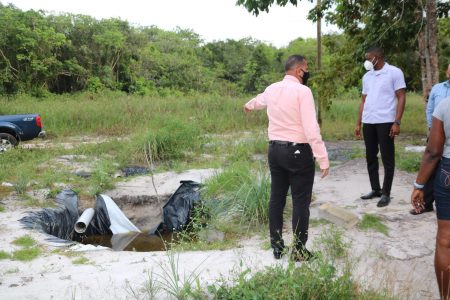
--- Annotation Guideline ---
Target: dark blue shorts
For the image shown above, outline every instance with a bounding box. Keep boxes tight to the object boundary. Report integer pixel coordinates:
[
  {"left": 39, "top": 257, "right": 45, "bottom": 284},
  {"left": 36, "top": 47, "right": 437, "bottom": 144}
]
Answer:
[{"left": 434, "top": 157, "right": 450, "bottom": 220}]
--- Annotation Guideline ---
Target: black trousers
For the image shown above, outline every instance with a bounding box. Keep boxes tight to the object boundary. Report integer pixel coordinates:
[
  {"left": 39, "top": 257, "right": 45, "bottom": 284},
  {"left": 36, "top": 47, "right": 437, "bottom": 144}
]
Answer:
[
  {"left": 362, "top": 123, "right": 395, "bottom": 196},
  {"left": 268, "top": 143, "right": 315, "bottom": 251}
]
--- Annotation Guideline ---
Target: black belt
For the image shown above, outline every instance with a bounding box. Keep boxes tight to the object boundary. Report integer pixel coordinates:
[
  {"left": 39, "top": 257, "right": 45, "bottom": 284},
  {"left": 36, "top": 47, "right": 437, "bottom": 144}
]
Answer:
[{"left": 269, "top": 140, "right": 308, "bottom": 146}]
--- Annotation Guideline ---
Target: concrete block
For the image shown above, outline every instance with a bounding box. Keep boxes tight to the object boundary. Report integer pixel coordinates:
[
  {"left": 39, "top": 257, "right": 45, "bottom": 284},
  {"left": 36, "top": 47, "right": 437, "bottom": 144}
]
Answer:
[{"left": 317, "top": 202, "right": 359, "bottom": 228}]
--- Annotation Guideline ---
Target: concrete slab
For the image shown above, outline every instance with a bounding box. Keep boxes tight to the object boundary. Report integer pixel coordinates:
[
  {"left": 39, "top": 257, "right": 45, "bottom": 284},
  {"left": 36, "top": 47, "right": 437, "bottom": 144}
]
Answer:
[{"left": 317, "top": 202, "right": 360, "bottom": 228}]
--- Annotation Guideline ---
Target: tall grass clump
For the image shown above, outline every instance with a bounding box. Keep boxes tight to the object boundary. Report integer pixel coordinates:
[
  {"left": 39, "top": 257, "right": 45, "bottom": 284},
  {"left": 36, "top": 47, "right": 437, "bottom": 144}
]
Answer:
[
  {"left": 210, "top": 261, "right": 388, "bottom": 300},
  {"left": 156, "top": 250, "right": 204, "bottom": 299},
  {"left": 205, "top": 163, "right": 270, "bottom": 228},
  {"left": 131, "top": 116, "right": 205, "bottom": 164}
]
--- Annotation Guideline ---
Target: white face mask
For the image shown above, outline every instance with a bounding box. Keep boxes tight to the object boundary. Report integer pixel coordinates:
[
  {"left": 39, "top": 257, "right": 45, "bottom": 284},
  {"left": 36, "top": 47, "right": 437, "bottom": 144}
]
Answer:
[{"left": 364, "top": 58, "right": 377, "bottom": 71}]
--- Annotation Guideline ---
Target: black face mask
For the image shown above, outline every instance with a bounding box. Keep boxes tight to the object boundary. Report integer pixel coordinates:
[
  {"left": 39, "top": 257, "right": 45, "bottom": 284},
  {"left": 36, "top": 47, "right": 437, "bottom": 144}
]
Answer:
[{"left": 302, "top": 71, "right": 310, "bottom": 85}]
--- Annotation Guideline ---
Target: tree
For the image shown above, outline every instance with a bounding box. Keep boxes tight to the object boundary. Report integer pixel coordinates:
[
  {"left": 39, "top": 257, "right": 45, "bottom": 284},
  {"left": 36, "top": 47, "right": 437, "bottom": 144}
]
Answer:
[{"left": 237, "top": 0, "right": 450, "bottom": 97}]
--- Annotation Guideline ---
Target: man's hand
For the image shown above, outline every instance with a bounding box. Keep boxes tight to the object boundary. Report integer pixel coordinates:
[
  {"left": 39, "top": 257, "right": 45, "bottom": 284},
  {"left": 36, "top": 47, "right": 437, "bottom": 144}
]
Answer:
[
  {"left": 411, "top": 189, "right": 425, "bottom": 213},
  {"left": 355, "top": 124, "right": 362, "bottom": 140},
  {"left": 389, "top": 124, "right": 400, "bottom": 138},
  {"left": 320, "top": 168, "right": 329, "bottom": 178},
  {"left": 244, "top": 106, "right": 251, "bottom": 113}
]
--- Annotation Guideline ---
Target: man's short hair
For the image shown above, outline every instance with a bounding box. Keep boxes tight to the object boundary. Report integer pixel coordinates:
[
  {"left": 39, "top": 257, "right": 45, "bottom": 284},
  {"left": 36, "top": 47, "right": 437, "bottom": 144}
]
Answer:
[
  {"left": 366, "top": 46, "right": 384, "bottom": 58},
  {"left": 285, "top": 55, "right": 306, "bottom": 72}
]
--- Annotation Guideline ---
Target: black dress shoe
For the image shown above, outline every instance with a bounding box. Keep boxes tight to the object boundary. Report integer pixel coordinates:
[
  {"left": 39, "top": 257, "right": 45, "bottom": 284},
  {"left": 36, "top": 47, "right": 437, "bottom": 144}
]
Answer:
[
  {"left": 360, "top": 190, "right": 382, "bottom": 200},
  {"left": 273, "top": 246, "right": 288, "bottom": 259},
  {"left": 290, "top": 247, "right": 317, "bottom": 262},
  {"left": 377, "top": 195, "right": 391, "bottom": 207},
  {"left": 409, "top": 207, "right": 434, "bottom": 215},
  {"left": 273, "top": 250, "right": 283, "bottom": 259}
]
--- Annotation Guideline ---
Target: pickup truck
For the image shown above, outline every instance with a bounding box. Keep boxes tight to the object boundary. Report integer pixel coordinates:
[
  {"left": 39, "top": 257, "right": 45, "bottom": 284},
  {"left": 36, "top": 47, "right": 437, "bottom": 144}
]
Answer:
[{"left": 0, "top": 114, "right": 45, "bottom": 152}]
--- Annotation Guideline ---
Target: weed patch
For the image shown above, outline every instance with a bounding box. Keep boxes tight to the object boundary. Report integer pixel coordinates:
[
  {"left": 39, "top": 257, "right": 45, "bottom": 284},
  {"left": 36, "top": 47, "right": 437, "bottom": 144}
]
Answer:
[
  {"left": 314, "top": 225, "right": 350, "bottom": 260},
  {"left": 12, "top": 235, "right": 36, "bottom": 247},
  {"left": 209, "top": 260, "right": 388, "bottom": 299},
  {"left": 12, "top": 247, "right": 40, "bottom": 261},
  {"left": 0, "top": 250, "right": 11, "bottom": 259},
  {"left": 359, "top": 214, "right": 389, "bottom": 236},
  {"left": 72, "top": 256, "right": 91, "bottom": 265},
  {"left": 397, "top": 152, "right": 421, "bottom": 173}
]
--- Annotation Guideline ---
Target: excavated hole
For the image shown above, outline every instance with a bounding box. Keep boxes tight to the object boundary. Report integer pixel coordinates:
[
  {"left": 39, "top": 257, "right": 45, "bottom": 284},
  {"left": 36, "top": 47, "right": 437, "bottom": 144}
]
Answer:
[{"left": 75, "top": 194, "right": 176, "bottom": 251}]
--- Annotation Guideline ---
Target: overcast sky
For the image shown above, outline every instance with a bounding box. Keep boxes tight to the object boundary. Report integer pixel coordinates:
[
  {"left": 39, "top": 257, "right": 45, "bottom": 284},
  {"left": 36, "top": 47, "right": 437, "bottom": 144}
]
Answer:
[{"left": 5, "top": 0, "right": 339, "bottom": 48}]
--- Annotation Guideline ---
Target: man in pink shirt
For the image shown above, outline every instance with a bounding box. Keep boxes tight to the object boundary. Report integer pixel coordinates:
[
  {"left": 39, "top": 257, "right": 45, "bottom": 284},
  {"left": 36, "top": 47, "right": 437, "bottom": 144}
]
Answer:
[{"left": 244, "top": 55, "right": 329, "bottom": 261}]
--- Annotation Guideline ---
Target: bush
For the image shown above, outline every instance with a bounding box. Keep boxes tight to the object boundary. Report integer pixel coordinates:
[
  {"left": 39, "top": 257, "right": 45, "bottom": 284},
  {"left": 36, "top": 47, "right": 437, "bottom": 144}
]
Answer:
[
  {"left": 139, "top": 117, "right": 203, "bottom": 161},
  {"left": 210, "top": 260, "right": 384, "bottom": 300}
]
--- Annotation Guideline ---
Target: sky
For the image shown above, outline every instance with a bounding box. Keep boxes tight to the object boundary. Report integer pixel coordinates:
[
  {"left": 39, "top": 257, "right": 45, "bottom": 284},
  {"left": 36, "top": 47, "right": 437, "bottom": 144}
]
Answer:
[{"left": 4, "top": 0, "right": 339, "bottom": 48}]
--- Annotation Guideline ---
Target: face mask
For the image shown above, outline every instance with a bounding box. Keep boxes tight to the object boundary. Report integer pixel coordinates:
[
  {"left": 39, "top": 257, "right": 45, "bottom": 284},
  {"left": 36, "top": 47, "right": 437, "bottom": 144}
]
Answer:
[
  {"left": 364, "top": 58, "right": 377, "bottom": 71},
  {"left": 301, "top": 71, "right": 310, "bottom": 85}
]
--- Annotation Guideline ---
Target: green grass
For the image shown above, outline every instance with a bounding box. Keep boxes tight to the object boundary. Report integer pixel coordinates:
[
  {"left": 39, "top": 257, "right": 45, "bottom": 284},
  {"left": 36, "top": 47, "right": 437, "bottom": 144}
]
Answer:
[
  {"left": 322, "top": 93, "right": 426, "bottom": 140},
  {"left": 0, "top": 250, "right": 11, "bottom": 259},
  {"left": 209, "top": 261, "right": 390, "bottom": 300},
  {"left": 396, "top": 151, "right": 422, "bottom": 173},
  {"left": 12, "top": 235, "right": 36, "bottom": 247},
  {"left": 12, "top": 247, "right": 40, "bottom": 261},
  {"left": 309, "top": 218, "right": 331, "bottom": 227},
  {"left": 0, "top": 91, "right": 267, "bottom": 137},
  {"left": 0, "top": 205, "right": 5, "bottom": 212},
  {"left": 204, "top": 163, "right": 271, "bottom": 229},
  {"left": 0, "top": 92, "right": 427, "bottom": 201},
  {"left": 72, "top": 256, "right": 91, "bottom": 265},
  {"left": 358, "top": 214, "right": 389, "bottom": 236}
]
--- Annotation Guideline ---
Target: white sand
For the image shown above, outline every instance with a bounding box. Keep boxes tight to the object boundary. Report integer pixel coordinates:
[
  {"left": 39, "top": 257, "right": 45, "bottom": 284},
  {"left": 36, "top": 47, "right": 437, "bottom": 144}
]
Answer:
[{"left": 0, "top": 159, "right": 439, "bottom": 299}]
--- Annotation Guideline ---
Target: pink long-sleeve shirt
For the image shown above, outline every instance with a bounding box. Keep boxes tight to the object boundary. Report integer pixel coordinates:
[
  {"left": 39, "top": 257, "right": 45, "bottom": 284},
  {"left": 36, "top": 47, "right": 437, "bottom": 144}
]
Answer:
[{"left": 245, "top": 75, "right": 329, "bottom": 169}]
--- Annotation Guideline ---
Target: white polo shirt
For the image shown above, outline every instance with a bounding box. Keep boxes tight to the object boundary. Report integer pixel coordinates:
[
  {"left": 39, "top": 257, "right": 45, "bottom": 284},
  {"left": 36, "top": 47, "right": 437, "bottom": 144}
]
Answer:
[{"left": 362, "top": 62, "right": 406, "bottom": 124}]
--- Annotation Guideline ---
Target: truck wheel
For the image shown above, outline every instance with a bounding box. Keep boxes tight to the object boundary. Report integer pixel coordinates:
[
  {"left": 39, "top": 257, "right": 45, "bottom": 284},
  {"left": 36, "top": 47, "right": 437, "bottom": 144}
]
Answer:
[{"left": 0, "top": 133, "right": 18, "bottom": 152}]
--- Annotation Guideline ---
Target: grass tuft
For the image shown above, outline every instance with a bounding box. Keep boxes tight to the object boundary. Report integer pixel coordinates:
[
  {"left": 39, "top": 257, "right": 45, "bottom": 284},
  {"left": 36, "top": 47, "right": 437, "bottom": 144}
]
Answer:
[
  {"left": 72, "top": 256, "right": 91, "bottom": 265},
  {"left": 358, "top": 214, "right": 389, "bottom": 236},
  {"left": 12, "top": 247, "right": 40, "bottom": 261},
  {"left": 12, "top": 235, "right": 36, "bottom": 247},
  {"left": 0, "top": 250, "right": 11, "bottom": 259}
]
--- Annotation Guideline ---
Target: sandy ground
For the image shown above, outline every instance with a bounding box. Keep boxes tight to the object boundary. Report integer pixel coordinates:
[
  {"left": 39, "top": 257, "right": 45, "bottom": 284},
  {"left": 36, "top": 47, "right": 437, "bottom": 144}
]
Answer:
[{"left": 0, "top": 157, "right": 440, "bottom": 300}]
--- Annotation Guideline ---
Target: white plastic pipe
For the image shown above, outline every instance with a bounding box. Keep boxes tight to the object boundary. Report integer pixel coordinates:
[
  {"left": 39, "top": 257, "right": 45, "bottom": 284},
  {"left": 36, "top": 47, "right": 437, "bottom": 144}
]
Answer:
[{"left": 74, "top": 208, "right": 95, "bottom": 233}]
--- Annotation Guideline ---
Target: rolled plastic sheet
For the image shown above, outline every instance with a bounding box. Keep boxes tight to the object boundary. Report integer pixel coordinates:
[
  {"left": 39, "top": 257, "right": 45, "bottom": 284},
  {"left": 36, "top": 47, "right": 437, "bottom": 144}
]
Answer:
[{"left": 99, "top": 194, "right": 140, "bottom": 234}]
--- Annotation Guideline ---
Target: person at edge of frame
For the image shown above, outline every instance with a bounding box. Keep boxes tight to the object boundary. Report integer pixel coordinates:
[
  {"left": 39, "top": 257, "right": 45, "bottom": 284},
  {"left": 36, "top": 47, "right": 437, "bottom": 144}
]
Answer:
[
  {"left": 411, "top": 96, "right": 450, "bottom": 300},
  {"left": 244, "top": 54, "right": 329, "bottom": 261},
  {"left": 412, "top": 63, "right": 450, "bottom": 215}
]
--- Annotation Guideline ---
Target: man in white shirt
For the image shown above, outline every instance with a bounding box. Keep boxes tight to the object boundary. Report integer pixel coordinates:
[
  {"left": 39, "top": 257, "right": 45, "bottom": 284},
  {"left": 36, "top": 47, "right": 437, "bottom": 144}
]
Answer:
[{"left": 355, "top": 47, "right": 406, "bottom": 207}]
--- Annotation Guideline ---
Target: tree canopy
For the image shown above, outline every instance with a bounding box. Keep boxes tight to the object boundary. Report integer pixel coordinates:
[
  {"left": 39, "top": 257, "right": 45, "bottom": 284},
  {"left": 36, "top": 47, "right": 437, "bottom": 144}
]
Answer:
[{"left": 0, "top": 2, "right": 449, "bottom": 97}]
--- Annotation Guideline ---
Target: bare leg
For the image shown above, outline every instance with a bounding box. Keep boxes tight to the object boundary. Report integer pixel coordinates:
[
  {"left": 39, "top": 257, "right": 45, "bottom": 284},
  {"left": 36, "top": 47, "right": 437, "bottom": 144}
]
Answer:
[{"left": 435, "top": 220, "right": 450, "bottom": 300}]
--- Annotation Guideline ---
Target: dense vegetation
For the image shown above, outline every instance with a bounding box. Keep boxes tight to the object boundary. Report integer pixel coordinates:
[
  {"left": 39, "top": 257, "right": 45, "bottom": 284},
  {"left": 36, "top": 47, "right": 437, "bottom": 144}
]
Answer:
[{"left": 1, "top": 3, "right": 449, "bottom": 98}]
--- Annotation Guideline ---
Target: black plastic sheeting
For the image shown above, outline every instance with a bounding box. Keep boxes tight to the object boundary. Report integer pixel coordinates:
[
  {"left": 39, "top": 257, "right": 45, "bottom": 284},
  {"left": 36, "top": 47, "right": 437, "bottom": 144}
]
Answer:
[
  {"left": 20, "top": 181, "right": 202, "bottom": 242},
  {"left": 20, "top": 189, "right": 113, "bottom": 241},
  {"left": 121, "top": 166, "right": 150, "bottom": 177},
  {"left": 156, "top": 180, "right": 202, "bottom": 233},
  {"left": 20, "top": 189, "right": 79, "bottom": 241}
]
